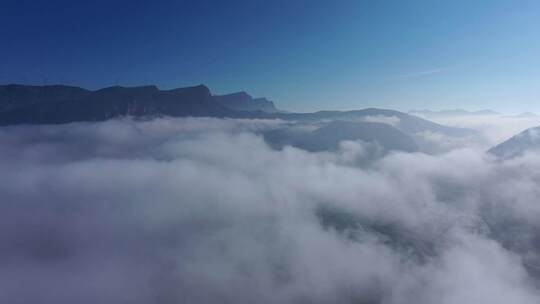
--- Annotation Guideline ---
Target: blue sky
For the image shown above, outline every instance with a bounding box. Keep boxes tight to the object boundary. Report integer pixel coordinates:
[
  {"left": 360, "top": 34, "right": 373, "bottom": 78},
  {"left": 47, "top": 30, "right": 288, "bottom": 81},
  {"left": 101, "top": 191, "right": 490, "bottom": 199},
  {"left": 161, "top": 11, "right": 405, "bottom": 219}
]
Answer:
[{"left": 1, "top": 0, "right": 539, "bottom": 112}]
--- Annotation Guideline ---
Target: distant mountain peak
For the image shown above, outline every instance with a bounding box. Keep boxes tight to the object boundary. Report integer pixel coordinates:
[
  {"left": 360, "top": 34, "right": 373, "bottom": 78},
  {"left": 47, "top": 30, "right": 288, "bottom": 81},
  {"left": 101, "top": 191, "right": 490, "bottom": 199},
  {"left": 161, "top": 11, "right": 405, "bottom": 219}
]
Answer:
[
  {"left": 504, "top": 112, "right": 539, "bottom": 118},
  {"left": 489, "top": 126, "right": 540, "bottom": 158},
  {"left": 213, "top": 91, "right": 279, "bottom": 113},
  {"left": 409, "top": 109, "right": 500, "bottom": 117},
  {"left": 263, "top": 120, "right": 418, "bottom": 153},
  {"left": 165, "top": 84, "right": 212, "bottom": 97},
  {"left": 225, "top": 91, "right": 251, "bottom": 97}
]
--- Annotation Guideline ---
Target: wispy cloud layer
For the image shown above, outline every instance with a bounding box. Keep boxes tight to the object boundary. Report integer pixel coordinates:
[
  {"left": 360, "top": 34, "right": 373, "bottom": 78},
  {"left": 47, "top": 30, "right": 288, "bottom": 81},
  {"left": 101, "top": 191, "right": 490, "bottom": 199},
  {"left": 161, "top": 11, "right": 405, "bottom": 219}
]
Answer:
[{"left": 394, "top": 67, "right": 453, "bottom": 79}]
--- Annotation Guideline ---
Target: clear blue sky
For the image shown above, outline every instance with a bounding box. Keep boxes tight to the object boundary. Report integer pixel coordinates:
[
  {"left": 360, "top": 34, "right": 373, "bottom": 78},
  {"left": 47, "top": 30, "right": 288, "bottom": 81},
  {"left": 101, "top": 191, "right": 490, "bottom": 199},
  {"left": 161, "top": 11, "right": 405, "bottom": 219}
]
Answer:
[{"left": 1, "top": 0, "right": 539, "bottom": 112}]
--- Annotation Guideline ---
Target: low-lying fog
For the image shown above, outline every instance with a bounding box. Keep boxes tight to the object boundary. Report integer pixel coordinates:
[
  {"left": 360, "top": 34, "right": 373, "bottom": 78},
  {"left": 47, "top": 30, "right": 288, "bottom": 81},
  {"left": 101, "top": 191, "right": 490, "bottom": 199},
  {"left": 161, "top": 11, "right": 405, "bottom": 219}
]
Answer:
[{"left": 2, "top": 116, "right": 540, "bottom": 303}]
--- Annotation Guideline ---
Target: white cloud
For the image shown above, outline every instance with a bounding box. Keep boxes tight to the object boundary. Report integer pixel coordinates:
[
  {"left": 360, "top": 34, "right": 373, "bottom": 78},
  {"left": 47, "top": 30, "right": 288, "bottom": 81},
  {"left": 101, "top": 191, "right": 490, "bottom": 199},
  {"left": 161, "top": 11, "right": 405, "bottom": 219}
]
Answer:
[
  {"left": 1, "top": 117, "right": 540, "bottom": 303},
  {"left": 393, "top": 67, "right": 453, "bottom": 79},
  {"left": 423, "top": 114, "right": 540, "bottom": 148},
  {"left": 359, "top": 115, "right": 401, "bottom": 126}
]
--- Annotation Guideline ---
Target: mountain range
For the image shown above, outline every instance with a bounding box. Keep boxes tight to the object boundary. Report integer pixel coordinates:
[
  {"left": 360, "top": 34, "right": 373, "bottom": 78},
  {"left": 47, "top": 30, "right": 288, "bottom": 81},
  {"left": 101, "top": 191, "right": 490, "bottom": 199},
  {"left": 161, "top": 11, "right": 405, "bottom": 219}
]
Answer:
[
  {"left": 409, "top": 109, "right": 500, "bottom": 118},
  {"left": 0, "top": 84, "right": 481, "bottom": 154},
  {"left": 489, "top": 126, "right": 540, "bottom": 158}
]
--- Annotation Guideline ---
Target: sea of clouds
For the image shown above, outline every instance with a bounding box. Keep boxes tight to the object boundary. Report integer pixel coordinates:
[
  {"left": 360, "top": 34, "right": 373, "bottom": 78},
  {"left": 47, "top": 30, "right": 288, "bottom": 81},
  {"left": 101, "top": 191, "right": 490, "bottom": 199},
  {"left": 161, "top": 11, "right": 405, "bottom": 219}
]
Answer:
[
  {"left": 421, "top": 114, "right": 540, "bottom": 148},
  {"left": 2, "top": 117, "right": 540, "bottom": 304}
]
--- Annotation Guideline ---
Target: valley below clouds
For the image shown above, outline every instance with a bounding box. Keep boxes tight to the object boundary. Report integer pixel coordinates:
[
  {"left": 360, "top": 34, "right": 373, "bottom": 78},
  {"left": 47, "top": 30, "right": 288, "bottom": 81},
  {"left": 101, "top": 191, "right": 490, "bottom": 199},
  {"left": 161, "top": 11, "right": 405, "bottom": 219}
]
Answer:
[{"left": 2, "top": 117, "right": 540, "bottom": 303}]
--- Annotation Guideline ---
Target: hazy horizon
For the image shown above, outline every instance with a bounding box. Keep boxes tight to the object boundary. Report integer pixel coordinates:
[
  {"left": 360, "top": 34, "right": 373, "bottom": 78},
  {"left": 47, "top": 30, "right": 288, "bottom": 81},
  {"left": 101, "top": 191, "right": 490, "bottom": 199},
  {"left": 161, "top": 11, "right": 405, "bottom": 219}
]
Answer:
[{"left": 2, "top": 82, "right": 539, "bottom": 116}]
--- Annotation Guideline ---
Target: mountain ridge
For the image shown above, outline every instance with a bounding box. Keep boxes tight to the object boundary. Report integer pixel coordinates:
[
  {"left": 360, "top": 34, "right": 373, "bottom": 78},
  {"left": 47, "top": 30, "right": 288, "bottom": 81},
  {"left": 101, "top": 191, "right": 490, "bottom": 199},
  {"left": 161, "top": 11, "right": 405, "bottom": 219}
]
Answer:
[
  {"left": 0, "top": 83, "right": 480, "bottom": 155},
  {"left": 488, "top": 126, "right": 540, "bottom": 158},
  {"left": 409, "top": 109, "right": 500, "bottom": 118}
]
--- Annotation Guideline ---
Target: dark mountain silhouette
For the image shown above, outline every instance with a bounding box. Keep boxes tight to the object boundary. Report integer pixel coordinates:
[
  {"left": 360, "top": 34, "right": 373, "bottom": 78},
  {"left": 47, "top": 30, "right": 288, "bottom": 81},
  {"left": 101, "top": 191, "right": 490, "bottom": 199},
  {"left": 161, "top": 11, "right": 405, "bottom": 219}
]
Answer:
[
  {"left": 0, "top": 84, "right": 238, "bottom": 125},
  {"left": 0, "top": 84, "right": 289, "bottom": 125},
  {"left": 214, "top": 91, "right": 279, "bottom": 113},
  {"left": 488, "top": 126, "right": 540, "bottom": 158},
  {"left": 0, "top": 84, "right": 90, "bottom": 112}
]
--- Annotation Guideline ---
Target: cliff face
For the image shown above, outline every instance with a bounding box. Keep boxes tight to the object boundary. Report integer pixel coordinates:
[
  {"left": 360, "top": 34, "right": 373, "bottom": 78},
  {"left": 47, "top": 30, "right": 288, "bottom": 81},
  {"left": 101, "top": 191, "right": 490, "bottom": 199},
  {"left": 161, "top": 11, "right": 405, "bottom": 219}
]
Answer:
[
  {"left": 0, "top": 84, "right": 91, "bottom": 112},
  {"left": 213, "top": 91, "right": 279, "bottom": 113},
  {"left": 0, "top": 84, "right": 236, "bottom": 125},
  {"left": 0, "top": 84, "right": 284, "bottom": 126}
]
